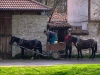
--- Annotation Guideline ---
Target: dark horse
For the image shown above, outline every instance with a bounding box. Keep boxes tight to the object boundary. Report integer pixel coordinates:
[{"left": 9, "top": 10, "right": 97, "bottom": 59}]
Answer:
[
  {"left": 67, "top": 36, "right": 97, "bottom": 59},
  {"left": 9, "top": 36, "right": 42, "bottom": 59}
]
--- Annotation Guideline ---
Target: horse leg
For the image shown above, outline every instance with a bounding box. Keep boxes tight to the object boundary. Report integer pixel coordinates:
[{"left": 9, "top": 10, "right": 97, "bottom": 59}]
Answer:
[
  {"left": 33, "top": 48, "right": 37, "bottom": 58},
  {"left": 38, "top": 47, "right": 43, "bottom": 59},
  {"left": 93, "top": 42, "right": 97, "bottom": 59},
  {"left": 20, "top": 48, "right": 24, "bottom": 59},
  {"left": 93, "top": 50, "right": 96, "bottom": 59},
  {"left": 80, "top": 49, "right": 83, "bottom": 59},
  {"left": 30, "top": 48, "right": 37, "bottom": 59},
  {"left": 68, "top": 46, "right": 72, "bottom": 59},
  {"left": 93, "top": 47, "right": 96, "bottom": 59},
  {"left": 90, "top": 48, "right": 94, "bottom": 59},
  {"left": 77, "top": 49, "right": 80, "bottom": 60}
]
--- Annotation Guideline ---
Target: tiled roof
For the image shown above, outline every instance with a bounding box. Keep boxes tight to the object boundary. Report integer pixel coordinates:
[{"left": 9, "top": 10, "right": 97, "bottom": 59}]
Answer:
[
  {"left": 47, "top": 10, "right": 70, "bottom": 28},
  {"left": 0, "top": 0, "right": 51, "bottom": 10},
  {"left": 48, "top": 9, "right": 67, "bottom": 22},
  {"left": 51, "top": 13, "right": 67, "bottom": 21},
  {"left": 47, "top": 21, "right": 71, "bottom": 28},
  {"left": 69, "top": 30, "right": 89, "bottom": 35}
]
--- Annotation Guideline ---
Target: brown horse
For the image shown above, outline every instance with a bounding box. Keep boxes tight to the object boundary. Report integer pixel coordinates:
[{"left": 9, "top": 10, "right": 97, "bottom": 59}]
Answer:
[{"left": 67, "top": 36, "right": 97, "bottom": 59}]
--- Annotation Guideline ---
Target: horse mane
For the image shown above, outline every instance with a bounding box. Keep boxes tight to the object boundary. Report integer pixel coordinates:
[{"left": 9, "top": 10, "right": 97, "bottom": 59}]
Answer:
[
  {"left": 13, "top": 36, "right": 25, "bottom": 40},
  {"left": 12, "top": 36, "right": 24, "bottom": 43},
  {"left": 72, "top": 36, "right": 78, "bottom": 42}
]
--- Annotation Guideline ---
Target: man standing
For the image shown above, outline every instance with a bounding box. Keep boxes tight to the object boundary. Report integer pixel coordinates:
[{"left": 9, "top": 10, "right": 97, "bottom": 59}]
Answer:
[
  {"left": 64, "top": 32, "right": 72, "bottom": 59},
  {"left": 44, "top": 30, "right": 57, "bottom": 44}
]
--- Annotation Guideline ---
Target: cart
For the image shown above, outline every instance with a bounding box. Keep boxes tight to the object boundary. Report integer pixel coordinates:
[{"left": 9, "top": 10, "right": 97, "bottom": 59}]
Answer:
[
  {"left": 46, "top": 42, "right": 66, "bottom": 60},
  {"left": 13, "top": 42, "right": 66, "bottom": 60}
]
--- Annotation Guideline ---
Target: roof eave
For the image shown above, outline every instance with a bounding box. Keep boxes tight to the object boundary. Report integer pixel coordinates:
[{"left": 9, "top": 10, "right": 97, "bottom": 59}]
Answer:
[{"left": 0, "top": 8, "right": 51, "bottom": 11}]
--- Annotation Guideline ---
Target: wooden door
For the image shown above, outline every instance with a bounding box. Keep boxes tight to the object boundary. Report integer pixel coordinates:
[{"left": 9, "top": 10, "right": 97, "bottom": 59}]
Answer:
[
  {"left": 0, "top": 11, "right": 12, "bottom": 59},
  {"left": 58, "top": 30, "right": 67, "bottom": 42}
]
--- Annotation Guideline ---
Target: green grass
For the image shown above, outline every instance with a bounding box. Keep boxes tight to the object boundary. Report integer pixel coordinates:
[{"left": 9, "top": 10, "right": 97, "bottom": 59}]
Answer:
[{"left": 0, "top": 64, "right": 100, "bottom": 75}]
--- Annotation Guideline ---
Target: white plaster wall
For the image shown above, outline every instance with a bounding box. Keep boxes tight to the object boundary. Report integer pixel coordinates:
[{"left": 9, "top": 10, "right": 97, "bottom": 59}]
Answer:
[
  {"left": 67, "top": 0, "right": 88, "bottom": 23},
  {"left": 67, "top": 0, "right": 88, "bottom": 31}
]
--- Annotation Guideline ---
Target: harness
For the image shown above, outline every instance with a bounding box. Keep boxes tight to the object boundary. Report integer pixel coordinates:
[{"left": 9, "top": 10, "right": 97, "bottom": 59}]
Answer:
[
  {"left": 75, "top": 38, "right": 80, "bottom": 46},
  {"left": 32, "top": 39, "right": 39, "bottom": 48},
  {"left": 19, "top": 39, "right": 24, "bottom": 45},
  {"left": 19, "top": 39, "right": 39, "bottom": 48}
]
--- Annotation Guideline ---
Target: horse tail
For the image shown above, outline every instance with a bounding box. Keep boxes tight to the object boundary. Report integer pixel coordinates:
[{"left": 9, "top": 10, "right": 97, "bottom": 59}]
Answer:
[{"left": 95, "top": 41, "right": 97, "bottom": 53}]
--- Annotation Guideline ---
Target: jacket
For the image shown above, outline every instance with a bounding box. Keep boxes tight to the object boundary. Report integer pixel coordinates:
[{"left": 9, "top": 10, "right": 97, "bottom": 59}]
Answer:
[
  {"left": 46, "top": 31, "right": 56, "bottom": 42},
  {"left": 64, "top": 35, "right": 72, "bottom": 46}
]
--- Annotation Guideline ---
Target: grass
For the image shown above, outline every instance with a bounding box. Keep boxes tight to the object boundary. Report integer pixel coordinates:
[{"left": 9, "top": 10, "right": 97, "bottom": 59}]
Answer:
[{"left": 0, "top": 64, "right": 100, "bottom": 75}]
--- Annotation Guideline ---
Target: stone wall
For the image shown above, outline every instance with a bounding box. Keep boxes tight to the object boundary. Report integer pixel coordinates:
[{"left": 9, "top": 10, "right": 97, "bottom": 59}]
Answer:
[
  {"left": 72, "top": 22, "right": 100, "bottom": 55},
  {"left": 91, "top": 0, "right": 100, "bottom": 20},
  {"left": 12, "top": 15, "right": 48, "bottom": 57}
]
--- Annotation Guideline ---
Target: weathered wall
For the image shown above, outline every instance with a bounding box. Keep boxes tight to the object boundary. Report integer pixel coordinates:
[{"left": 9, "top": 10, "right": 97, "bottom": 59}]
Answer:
[
  {"left": 90, "top": 0, "right": 100, "bottom": 21},
  {"left": 67, "top": 0, "right": 100, "bottom": 55},
  {"left": 12, "top": 15, "right": 48, "bottom": 57},
  {"left": 72, "top": 22, "right": 100, "bottom": 55},
  {"left": 67, "top": 0, "right": 88, "bottom": 29}
]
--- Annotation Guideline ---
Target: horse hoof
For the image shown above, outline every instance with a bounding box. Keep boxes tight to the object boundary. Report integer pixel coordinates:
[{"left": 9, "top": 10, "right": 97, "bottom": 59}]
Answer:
[
  {"left": 31, "top": 57, "right": 34, "bottom": 60},
  {"left": 20, "top": 58, "right": 24, "bottom": 60},
  {"left": 92, "top": 58, "right": 94, "bottom": 60},
  {"left": 81, "top": 57, "right": 83, "bottom": 59},
  {"left": 77, "top": 58, "right": 79, "bottom": 60},
  {"left": 89, "top": 58, "right": 93, "bottom": 60},
  {"left": 69, "top": 58, "right": 71, "bottom": 59},
  {"left": 89, "top": 58, "right": 92, "bottom": 60}
]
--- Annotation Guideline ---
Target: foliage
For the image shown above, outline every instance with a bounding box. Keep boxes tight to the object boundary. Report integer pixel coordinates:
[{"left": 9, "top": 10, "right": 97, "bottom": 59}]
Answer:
[
  {"left": 35, "top": 0, "right": 67, "bottom": 13},
  {"left": 0, "top": 64, "right": 100, "bottom": 75}
]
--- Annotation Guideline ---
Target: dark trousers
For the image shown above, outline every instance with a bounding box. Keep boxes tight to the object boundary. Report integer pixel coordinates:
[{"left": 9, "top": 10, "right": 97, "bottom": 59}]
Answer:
[{"left": 65, "top": 45, "right": 72, "bottom": 59}]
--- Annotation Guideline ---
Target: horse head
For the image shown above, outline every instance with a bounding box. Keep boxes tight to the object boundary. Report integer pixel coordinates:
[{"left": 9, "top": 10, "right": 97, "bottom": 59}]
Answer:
[
  {"left": 9, "top": 36, "right": 16, "bottom": 45},
  {"left": 67, "top": 35, "right": 73, "bottom": 42},
  {"left": 67, "top": 36, "right": 78, "bottom": 45}
]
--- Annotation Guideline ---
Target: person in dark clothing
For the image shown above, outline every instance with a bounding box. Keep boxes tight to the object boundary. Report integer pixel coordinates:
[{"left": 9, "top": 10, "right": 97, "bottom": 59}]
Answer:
[
  {"left": 64, "top": 32, "right": 72, "bottom": 59},
  {"left": 44, "top": 30, "right": 57, "bottom": 44}
]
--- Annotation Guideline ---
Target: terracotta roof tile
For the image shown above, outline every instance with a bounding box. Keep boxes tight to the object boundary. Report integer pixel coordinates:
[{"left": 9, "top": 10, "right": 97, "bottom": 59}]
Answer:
[
  {"left": 51, "top": 13, "right": 67, "bottom": 21},
  {"left": 69, "top": 30, "right": 89, "bottom": 35},
  {"left": 47, "top": 10, "right": 70, "bottom": 28},
  {"left": 48, "top": 21, "right": 71, "bottom": 28},
  {"left": 49, "top": 10, "right": 67, "bottom": 21},
  {"left": 0, "top": 0, "right": 51, "bottom": 10}
]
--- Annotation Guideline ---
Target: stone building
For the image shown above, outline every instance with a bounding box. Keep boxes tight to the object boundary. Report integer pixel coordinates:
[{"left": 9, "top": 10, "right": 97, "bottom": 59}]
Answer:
[
  {"left": 67, "top": 0, "right": 100, "bottom": 54},
  {"left": 46, "top": 0, "right": 100, "bottom": 55},
  {"left": 0, "top": 0, "right": 51, "bottom": 58}
]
